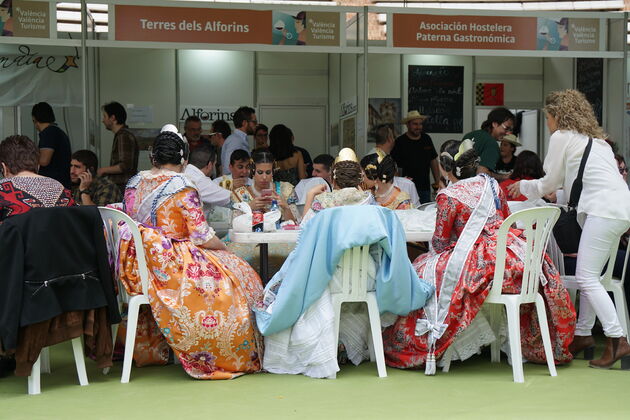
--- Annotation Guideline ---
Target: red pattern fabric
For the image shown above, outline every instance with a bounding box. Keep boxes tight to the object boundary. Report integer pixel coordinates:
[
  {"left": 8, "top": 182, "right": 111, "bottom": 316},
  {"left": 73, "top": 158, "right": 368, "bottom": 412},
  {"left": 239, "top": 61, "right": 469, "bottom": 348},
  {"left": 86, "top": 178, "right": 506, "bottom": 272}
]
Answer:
[
  {"left": 499, "top": 177, "right": 532, "bottom": 202},
  {"left": 0, "top": 177, "right": 74, "bottom": 221},
  {"left": 383, "top": 176, "right": 575, "bottom": 368}
]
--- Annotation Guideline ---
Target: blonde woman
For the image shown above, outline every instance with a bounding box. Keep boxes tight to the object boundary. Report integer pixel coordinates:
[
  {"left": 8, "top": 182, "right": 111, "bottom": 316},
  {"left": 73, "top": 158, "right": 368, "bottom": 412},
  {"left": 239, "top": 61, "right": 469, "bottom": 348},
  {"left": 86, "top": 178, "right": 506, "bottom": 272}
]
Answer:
[{"left": 508, "top": 89, "right": 630, "bottom": 369}]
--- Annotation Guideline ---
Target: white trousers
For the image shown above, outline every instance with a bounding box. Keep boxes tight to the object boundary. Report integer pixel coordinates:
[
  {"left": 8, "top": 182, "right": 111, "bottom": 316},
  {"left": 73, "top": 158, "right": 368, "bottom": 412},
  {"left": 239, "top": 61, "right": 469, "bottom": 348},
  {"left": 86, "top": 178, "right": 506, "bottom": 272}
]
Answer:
[{"left": 574, "top": 215, "right": 630, "bottom": 337}]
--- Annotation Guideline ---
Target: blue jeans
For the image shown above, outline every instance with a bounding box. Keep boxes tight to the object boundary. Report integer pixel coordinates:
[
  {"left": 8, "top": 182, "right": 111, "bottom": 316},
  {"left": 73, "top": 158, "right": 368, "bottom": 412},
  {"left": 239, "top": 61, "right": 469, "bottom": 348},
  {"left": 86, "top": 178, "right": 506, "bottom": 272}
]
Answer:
[{"left": 418, "top": 190, "right": 431, "bottom": 204}]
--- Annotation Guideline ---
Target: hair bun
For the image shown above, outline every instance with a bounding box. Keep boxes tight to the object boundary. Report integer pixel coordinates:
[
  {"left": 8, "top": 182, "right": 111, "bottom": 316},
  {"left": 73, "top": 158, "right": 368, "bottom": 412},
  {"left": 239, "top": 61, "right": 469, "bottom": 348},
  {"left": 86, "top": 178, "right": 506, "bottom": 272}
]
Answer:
[
  {"left": 152, "top": 131, "right": 189, "bottom": 167},
  {"left": 439, "top": 152, "right": 455, "bottom": 173}
]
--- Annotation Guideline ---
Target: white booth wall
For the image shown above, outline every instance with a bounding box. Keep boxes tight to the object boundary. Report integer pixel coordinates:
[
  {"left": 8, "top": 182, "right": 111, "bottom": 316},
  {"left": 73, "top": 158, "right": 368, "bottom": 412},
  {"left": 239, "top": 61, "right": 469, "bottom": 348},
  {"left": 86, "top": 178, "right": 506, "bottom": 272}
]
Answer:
[
  {"left": 256, "top": 51, "right": 330, "bottom": 160},
  {"left": 98, "top": 48, "right": 334, "bottom": 170},
  {"left": 92, "top": 48, "right": 626, "bottom": 169},
  {"left": 99, "top": 48, "right": 176, "bottom": 170}
]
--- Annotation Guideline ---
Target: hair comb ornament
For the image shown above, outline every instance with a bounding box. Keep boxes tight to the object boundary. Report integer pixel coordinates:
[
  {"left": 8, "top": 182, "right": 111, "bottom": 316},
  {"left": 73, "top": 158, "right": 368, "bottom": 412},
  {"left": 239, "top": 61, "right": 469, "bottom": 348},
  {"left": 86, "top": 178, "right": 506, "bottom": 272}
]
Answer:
[
  {"left": 454, "top": 139, "right": 475, "bottom": 162},
  {"left": 375, "top": 148, "right": 386, "bottom": 164}
]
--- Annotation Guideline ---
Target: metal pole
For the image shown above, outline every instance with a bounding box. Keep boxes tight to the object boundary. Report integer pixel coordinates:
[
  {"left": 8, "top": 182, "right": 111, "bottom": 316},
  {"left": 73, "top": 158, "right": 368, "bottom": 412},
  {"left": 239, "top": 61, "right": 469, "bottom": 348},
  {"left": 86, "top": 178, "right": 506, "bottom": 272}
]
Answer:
[
  {"left": 623, "top": 12, "right": 629, "bottom": 159},
  {"left": 362, "top": 6, "right": 368, "bottom": 156},
  {"left": 175, "top": 50, "right": 180, "bottom": 128},
  {"left": 81, "top": 0, "right": 88, "bottom": 149}
]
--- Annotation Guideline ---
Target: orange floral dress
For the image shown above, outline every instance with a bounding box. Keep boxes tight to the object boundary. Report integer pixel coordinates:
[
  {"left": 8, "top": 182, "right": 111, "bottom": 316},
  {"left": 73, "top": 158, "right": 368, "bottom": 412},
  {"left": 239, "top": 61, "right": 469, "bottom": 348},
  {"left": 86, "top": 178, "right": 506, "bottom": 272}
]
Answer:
[{"left": 117, "top": 170, "right": 263, "bottom": 379}]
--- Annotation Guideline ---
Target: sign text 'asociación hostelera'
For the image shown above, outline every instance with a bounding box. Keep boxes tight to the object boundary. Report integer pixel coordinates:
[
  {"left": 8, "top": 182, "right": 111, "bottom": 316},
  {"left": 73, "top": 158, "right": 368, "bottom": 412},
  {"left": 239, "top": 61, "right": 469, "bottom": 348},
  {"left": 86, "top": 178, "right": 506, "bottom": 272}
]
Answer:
[{"left": 393, "top": 14, "right": 600, "bottom": 51}]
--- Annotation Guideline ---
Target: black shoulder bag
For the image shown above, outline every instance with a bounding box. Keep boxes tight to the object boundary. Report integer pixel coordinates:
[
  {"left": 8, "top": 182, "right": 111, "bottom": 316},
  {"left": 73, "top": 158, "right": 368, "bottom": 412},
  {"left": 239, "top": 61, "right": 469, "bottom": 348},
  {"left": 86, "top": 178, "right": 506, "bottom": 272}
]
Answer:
[{"left": 552, "top": 137, "right": 593, "bottom": 254}]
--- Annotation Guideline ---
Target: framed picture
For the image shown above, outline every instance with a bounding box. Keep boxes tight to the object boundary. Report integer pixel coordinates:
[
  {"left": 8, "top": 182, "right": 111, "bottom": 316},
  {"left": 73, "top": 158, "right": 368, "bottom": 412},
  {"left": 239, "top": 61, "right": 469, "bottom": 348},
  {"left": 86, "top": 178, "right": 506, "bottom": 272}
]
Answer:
[{"left": 341, "top": 117, "right": 355, "bottom": 150}]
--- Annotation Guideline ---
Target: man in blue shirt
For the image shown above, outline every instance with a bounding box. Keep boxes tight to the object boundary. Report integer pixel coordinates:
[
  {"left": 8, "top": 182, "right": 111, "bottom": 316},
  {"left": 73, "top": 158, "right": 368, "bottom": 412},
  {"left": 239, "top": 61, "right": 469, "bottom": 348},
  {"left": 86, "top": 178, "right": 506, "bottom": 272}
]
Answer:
[
  {"left": 221, "top": 106, "right": 256, "bottom": 175},
  {"left": 32, "top": 102, "right": 71, "bottom": 188}
]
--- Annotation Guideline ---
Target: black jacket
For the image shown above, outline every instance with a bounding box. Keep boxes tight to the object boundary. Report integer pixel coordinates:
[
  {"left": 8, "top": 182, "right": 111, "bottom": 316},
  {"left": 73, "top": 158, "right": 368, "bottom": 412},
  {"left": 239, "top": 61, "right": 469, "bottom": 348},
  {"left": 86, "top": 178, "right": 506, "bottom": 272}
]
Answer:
[{"left": 0, "top": 206, "right": 121, "bottom": 351}]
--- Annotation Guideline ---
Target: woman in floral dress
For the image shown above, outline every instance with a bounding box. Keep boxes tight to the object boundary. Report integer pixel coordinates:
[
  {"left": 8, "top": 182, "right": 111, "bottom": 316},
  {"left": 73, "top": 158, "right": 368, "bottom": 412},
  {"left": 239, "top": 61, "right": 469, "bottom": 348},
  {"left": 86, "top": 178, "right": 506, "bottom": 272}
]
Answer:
[
  {"left": 383, "top": 140, "right": 575, "bottom": 372},
  {"left": 230, "top": 150, "right": 299, "bottom": 222},
  {"left": 360, "top": 152, "right": 411, "bottom": 210},
  {"left": 118, "top": 131, "right": 263, "bottom": 379},
  {"left": 227, "top": 150, "right": 299, "bottom": 275}
]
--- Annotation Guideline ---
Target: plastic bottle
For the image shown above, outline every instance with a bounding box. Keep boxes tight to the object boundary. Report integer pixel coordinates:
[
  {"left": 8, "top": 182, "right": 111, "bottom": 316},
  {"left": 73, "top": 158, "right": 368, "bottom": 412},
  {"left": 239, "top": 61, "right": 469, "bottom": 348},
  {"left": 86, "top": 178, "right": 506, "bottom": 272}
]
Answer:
[{"left": 270, "top": 199, "right": 282, "bottom": 230}]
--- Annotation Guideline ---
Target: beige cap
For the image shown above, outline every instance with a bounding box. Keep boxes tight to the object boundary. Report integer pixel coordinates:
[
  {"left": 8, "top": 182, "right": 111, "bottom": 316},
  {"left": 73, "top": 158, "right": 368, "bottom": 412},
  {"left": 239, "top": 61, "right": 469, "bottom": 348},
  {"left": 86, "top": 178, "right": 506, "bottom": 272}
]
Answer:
[
  {"left": 501, "top": 134, "right": 521, "bottom": 147},
  {"left": 402, "top": 110, "right": 428, "bottom": 124}
]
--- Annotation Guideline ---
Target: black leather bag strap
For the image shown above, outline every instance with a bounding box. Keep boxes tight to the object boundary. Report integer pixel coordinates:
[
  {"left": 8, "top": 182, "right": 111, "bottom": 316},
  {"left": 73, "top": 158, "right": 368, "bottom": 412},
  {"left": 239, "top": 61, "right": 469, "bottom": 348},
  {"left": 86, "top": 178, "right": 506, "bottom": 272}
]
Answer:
[{"left": 567, "top": 137, "right": 593, "bottom": 210}]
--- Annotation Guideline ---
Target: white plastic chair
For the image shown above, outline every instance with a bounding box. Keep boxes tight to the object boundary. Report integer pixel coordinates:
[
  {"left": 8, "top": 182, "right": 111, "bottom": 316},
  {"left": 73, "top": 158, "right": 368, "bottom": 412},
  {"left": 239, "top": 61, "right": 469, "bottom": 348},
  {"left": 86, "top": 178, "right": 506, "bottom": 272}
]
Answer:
[
  {"left": 443, "top": 207, "right": 560, "bottom": 383},
  {"left": 28, "top": 338, "right": 88, "bottom": 395},
  {"left": 416, "top": 201, "right": 436, "bottom": 211},
  {"left": 98, "top": 207, "right": 151, "bottom": 383},
  {"left": 489, "top": 207, "right": 560, "bottom": 382},
  {"left": 329, "top": 245, "right": 387, "bottom": 379},
  {"left": 559, "top": 237, "right": 630, "bottom": 337}
]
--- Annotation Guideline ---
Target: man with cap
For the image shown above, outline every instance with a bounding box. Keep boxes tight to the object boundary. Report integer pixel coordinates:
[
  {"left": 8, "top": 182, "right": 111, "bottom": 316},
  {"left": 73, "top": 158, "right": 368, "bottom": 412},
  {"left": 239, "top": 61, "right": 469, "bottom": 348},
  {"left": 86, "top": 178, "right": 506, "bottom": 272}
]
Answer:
[
  {"left": 495, "top": 133, "right": 521, "bottom": 181},
  {"left": 391, "top": 110, "right": 443, "bottom": 204}
]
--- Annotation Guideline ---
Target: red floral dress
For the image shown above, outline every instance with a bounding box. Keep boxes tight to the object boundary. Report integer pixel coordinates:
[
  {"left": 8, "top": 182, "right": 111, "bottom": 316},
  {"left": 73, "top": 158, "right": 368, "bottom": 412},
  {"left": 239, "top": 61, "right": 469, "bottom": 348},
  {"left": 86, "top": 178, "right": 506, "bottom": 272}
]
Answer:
[{"left": 383, "top": 176, "right": 575, "bottom": 368}]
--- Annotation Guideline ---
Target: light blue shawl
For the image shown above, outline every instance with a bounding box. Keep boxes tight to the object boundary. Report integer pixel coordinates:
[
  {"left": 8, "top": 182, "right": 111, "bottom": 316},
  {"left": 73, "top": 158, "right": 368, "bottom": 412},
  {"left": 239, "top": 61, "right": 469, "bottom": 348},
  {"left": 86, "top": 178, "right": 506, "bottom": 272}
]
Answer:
[{"left": 254, "top": 205, "right": 435, "bottom": 336}]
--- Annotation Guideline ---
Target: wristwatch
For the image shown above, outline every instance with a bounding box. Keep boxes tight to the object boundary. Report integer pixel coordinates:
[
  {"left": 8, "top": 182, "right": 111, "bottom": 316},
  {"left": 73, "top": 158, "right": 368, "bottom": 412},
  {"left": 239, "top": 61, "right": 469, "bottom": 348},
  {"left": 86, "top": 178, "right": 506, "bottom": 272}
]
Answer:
[{"left": 79, "top": 189, "right": 90, "bottom": 195}]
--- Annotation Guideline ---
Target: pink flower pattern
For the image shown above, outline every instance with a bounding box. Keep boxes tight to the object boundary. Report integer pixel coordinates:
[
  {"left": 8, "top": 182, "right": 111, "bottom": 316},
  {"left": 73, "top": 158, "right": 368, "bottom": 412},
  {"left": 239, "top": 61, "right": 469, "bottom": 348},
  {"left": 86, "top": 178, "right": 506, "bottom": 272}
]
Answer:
[{"left": 116, "top": 172, "right": 263, "bottom": 380}]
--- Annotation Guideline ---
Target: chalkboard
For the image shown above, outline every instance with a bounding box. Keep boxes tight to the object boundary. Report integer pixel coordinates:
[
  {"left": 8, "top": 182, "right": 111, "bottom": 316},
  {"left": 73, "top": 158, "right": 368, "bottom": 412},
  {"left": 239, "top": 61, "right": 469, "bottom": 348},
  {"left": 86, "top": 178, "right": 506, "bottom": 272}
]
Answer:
[
  {"left": 576, "top": 58, "right": 603, "bottom": 125},
  {"left": 408, "top": 65, "right": 464, "bottom": 133}
]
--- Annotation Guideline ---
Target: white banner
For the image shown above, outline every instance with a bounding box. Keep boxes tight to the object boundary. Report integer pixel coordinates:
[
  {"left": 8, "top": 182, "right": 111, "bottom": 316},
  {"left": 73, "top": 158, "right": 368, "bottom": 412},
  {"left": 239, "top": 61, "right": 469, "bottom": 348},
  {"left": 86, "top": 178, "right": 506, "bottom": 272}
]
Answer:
[{"left": 0, "top": 45, "right": 82, "bottom": 107}]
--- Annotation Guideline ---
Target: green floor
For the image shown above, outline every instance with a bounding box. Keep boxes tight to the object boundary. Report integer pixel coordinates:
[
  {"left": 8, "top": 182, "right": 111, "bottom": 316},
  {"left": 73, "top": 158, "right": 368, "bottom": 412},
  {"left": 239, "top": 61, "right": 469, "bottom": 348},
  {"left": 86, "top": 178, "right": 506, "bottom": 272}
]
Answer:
[{"left": 1, "top": 339, "right": 628, "bottom": 419}]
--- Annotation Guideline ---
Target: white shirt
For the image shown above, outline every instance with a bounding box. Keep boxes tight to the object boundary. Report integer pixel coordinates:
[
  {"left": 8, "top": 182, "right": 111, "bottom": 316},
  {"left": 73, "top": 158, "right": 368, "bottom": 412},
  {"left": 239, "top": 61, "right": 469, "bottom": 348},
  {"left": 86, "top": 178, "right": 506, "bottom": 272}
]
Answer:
[
  {"left": 184, "top": 164, "right": 231, "bottom": 208},
  {"left": 393, "top": 176, "right": 420, "bottom": 207},
  {"left": 294, "top": 177, "right": 332, "bottom": 204},
  {"left": 221, "top": 130, "right": 250, "bottom": 175},
  {"left": 520, "top": 130, "right": 630, "bottom": 224}
]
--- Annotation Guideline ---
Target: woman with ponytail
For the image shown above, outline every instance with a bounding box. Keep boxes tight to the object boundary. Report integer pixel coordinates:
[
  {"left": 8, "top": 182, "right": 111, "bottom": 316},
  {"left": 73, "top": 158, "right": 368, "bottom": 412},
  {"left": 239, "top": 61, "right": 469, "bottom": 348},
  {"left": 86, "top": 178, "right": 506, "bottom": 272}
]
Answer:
[
  {"left": 383, "top": 139, "right": 575, "bottom": 374},
  {"left": 117, "top": 128, "right": 264, "bottom": 380}
]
